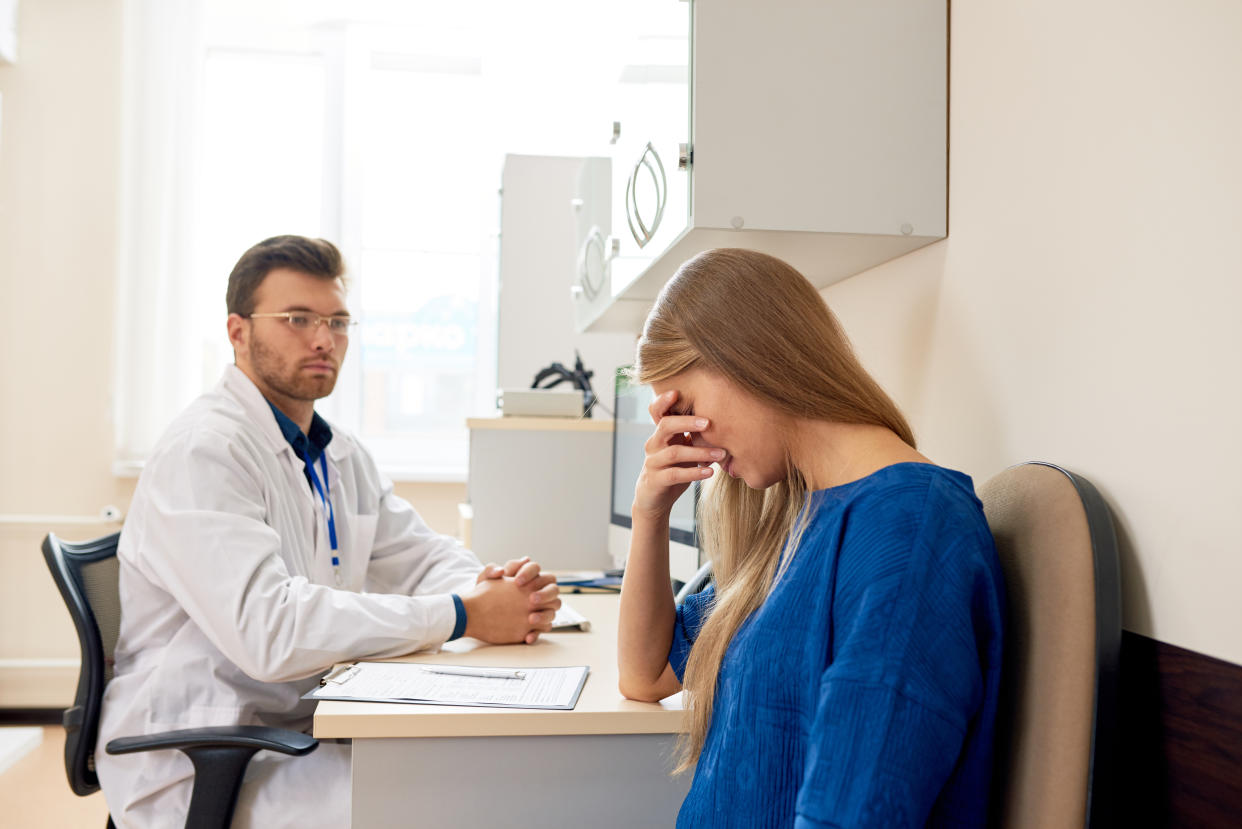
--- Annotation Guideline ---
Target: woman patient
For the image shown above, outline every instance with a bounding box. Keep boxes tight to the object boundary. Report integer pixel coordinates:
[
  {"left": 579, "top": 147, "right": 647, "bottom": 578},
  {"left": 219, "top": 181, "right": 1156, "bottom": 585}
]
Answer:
[{"left": 618, "top": 248, "right": 1005, "bottom": 827}]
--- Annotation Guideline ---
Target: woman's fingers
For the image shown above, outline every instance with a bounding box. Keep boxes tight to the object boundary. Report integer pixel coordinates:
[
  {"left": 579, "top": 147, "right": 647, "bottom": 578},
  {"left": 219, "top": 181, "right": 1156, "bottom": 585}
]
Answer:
[
  {"left": 647, "top": 389, "right": 677, "bottom": 422},
  {"left": 657, "top": 464, "right": 715, "bottom": 485},
  {"left": 651, "top": 442, "right": 723, "bottom": 469},
  {"left": 643, "top": 415, "right": 711, "bottom": 454},
  {"left": 637, "top": 450, "right": 715, "bottom": 499},
  {"left": 647, "top": 390, "right": 708, "bottom": 438},
  {"left": 646, "top": 390, "right": 712, "bottom": 456},
  {"left": 634, "top": 389, "right": 718, "bottom": 518}
]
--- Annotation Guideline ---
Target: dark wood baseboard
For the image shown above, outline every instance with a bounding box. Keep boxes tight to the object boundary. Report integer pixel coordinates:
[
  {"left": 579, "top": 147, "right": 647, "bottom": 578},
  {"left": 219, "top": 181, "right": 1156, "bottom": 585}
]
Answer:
[
  {"left": 1118, "top": 631, "right": 1242, "bottom": 827},
  {"left": 0, "top": 708, "right": 63, "bottom": 726}
]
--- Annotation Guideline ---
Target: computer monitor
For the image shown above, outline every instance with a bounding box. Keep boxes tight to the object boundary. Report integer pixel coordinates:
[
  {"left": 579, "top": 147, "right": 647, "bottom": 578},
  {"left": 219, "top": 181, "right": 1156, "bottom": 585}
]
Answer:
[{"left": 609, "top": 369, "right": 701, "bottom": 582}]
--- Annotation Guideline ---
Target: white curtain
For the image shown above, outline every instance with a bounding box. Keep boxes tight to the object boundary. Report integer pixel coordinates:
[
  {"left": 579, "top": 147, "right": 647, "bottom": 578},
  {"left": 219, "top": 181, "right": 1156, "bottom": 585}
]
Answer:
[{"left": 113, "top": 0, "right": 208, "bottom": 472}]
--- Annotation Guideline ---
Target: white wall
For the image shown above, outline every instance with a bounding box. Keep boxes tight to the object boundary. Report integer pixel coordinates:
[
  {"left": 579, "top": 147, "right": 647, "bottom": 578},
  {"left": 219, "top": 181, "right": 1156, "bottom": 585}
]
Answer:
[
  {"left": 823, "top": 0, "right": 1242, "bottom": 664},
  {"left": 0, "top": 0, "right": 130, "bottom": 705}
]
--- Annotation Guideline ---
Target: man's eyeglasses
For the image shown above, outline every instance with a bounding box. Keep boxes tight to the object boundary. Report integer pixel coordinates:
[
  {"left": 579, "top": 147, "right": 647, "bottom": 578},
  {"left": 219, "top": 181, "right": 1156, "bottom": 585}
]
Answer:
[{"left": 246, "top": 312, "right": 357, "bottom": 336}]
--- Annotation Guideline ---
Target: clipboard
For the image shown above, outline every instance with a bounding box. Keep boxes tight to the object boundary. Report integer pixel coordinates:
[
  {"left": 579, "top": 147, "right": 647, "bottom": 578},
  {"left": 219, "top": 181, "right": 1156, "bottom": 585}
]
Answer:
[{"left": 304, "top": 662, "right": 590, "bottom": 710}]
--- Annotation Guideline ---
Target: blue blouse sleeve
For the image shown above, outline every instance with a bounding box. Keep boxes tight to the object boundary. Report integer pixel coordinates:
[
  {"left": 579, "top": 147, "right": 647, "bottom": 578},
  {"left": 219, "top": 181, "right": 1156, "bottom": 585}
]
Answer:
[
  {"left": 668, "top": 584, "right": 715, "bottom": 682},
  {"left": 795, "top": 480, "right": 1003, "bottom": 828}
]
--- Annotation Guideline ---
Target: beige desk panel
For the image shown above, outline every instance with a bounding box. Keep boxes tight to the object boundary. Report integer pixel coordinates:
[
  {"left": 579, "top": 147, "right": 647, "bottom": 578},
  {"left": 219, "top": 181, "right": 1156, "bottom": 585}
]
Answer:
[{"left": 313, "top": 594, "right": 684, "bottom": 739}]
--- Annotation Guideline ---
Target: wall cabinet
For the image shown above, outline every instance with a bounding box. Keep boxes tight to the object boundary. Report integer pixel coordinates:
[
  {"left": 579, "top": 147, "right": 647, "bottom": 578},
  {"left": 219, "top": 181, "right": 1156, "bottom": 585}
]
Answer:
[
  {"left": 570, "top": 0, "right": 692, "bottom": 333},
  {"left": 573, "top": 0, "right": 948, "bottom": 332}
]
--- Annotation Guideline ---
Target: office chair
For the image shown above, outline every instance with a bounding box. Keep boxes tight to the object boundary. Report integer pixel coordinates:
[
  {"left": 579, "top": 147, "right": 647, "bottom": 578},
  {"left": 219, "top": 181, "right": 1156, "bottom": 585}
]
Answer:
[
  {"left": 978, "top": 463, "right": 1120, "bottom": 828},
  {"left": 674, "top": 560, "right": 713, "bottom": 605},
  {"left": 42, "top": 532, "right": 318, "bottom": 829}
]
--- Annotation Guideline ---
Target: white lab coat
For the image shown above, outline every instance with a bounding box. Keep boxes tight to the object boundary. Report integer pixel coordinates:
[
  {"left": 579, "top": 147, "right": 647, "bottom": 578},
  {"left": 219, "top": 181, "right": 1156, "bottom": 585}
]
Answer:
[{"left": 97, "top": 365, "right": 483, "bottom": 828}]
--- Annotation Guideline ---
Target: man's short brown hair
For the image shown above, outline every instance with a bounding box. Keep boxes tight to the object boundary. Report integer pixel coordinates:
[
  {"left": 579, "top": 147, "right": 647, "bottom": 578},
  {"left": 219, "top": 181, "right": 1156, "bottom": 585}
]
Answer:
[{"left": 226, "top": 235, "right": 346, "bottom": 316}]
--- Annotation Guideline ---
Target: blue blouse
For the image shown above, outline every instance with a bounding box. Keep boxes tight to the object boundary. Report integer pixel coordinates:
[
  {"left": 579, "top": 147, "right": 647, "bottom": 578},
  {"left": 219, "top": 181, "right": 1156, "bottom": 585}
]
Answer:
[{"left": 669, "top": 463, "right": 1005, "bottom": 828}]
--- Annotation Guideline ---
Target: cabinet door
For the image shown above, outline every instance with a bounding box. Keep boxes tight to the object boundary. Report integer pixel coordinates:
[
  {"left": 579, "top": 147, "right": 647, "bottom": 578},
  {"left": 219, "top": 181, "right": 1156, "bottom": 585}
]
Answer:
[
  {"left": 604, "top": 0, "right": 692, "bottom": 300},
  {"left": 571, "top": 157, "right": 614, "bottom": 331}
]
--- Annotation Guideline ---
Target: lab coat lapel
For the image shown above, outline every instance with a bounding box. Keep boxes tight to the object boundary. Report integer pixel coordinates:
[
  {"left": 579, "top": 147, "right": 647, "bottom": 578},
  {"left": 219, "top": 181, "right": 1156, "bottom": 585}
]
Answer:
[{"left": 218, "top": 365, "right": 322, "bottom": 578}]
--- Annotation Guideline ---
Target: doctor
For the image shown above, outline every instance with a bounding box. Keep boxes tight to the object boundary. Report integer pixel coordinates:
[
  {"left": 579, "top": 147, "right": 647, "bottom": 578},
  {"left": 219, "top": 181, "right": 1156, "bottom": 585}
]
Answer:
[{"left": 97, "top": 235, "right": 561, "bottom": 828}]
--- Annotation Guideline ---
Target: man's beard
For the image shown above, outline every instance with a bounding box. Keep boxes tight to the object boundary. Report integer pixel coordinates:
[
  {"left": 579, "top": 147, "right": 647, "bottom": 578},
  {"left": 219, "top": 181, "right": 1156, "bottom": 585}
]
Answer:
[{"left": 249, "top": 334, "right": 339, "bottom": 402}]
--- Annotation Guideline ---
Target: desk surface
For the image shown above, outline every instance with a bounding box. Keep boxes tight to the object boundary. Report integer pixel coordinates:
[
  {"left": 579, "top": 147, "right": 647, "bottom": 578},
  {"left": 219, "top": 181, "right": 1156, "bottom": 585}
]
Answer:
[{"left": 312, "top": 594, "right": 684, "bottom": 739}]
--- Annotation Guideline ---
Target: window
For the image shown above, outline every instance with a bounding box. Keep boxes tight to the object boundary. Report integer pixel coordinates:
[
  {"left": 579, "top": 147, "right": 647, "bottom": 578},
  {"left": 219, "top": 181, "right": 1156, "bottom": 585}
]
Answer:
[
  {"left": 116, "top": 0, "right": 688, "bottom": 479},
  {"left": 331, "top": 35, "right": 495, "bottom": 477}
]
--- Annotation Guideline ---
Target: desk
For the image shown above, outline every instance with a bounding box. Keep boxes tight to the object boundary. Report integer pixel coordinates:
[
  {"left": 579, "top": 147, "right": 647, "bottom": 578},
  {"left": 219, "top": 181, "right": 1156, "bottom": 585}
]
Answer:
[{"left": 313, "top": 594, "right": 690, "bottom": 828}]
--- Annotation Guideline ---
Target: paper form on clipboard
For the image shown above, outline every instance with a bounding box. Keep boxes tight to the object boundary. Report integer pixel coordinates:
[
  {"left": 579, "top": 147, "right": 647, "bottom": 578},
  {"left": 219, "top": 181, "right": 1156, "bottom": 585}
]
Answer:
[{"left": 304, "top": 662, "right": 589, "bottom": 710}]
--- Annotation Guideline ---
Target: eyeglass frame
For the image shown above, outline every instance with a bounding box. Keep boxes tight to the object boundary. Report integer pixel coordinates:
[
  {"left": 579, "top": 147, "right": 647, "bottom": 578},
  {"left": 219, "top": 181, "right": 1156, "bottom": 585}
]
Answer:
[{"left": 244, "top": 311, "right": 358, "bottom": 336}]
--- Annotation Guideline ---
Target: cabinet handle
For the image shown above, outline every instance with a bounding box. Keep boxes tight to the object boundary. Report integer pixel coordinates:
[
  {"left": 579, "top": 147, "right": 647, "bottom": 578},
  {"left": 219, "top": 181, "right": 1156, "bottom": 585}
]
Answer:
[
  {"left": 625, "top": 142, "right": 667, "bottom": 249},
  {"left": 577, "top": 226, "right": 608, "bottom": 302}
]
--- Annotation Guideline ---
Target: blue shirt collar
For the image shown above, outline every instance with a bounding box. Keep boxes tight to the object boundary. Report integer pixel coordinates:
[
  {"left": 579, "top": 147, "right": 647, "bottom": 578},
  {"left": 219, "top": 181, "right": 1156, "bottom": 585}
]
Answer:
[{"left": 266, "top": 401, "right": 333, "bottom": 464}]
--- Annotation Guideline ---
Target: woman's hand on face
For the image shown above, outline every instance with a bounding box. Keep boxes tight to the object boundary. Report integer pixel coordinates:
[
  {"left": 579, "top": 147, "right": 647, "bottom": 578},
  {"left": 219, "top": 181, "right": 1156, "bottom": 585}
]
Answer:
[{"left": 632, "top": 390, "right": 724, "bottom": 523}]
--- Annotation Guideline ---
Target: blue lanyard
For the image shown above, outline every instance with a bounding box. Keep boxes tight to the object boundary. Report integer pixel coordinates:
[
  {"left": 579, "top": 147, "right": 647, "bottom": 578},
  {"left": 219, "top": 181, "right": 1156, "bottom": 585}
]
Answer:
[{"left": 303, "top": 450, "right": 342, "bottom": 583}]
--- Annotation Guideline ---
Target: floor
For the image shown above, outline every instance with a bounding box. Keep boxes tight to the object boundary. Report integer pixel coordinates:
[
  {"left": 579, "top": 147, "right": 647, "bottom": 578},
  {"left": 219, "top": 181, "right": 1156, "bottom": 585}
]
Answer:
[{"left": 0, "top": 726, "right": 110, "bottom": 827}]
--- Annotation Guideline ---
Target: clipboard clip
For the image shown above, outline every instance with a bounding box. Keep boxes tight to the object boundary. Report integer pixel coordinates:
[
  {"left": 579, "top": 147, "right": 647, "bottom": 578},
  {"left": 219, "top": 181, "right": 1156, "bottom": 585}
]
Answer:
[{"left": 320, "top": 663, "right": 360, "bottom": 686}]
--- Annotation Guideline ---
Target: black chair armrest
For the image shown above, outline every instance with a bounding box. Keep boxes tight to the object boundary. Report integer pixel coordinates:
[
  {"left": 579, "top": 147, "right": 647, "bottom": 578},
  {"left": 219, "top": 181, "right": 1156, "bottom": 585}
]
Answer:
[
  {"left": 106, "top": 725, "right": 318, "bottom": 757},
  {"left": 106, "top": 727, "right": 318, "bottom": 829}
]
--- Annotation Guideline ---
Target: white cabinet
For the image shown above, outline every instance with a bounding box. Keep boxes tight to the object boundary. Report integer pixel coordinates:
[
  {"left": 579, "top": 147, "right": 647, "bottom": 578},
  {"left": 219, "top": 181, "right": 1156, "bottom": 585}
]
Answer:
[
  {"left": 569, "top": 157, "right": 615, "bottom": 333},
  {"left": 604, "top": 18, "right": 693, "bottom": 310},
  {"left": 467, "top": 417, "right": 615, "bottom": 571},
  {"left": 499, "top": 154, "right": 637, "bottom": 416},
  {"left": 571, "top": 0, "right": 691, "bottom": 332},
  {"left": 575, "top": 0, "right": 948, "bottom": 332}
]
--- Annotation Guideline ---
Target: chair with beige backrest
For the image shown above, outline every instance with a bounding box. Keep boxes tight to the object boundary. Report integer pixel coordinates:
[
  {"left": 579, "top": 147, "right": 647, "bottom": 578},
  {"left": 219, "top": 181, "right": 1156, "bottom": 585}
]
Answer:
[{"left": 978, "top": 462, "right": 1121, "bottom": 828}]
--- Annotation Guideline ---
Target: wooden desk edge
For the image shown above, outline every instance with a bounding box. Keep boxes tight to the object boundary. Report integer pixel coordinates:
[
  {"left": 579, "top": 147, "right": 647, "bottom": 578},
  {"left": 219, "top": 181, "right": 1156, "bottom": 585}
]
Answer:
[{"left": 313, "top": 704, "right": 684, "bottom": 740}]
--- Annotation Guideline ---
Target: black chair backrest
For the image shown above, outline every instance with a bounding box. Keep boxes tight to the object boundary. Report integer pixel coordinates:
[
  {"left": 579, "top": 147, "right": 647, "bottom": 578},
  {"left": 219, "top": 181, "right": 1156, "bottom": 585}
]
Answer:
[{"left": 42, "top": 532, "right": 123, "bottom": 797}]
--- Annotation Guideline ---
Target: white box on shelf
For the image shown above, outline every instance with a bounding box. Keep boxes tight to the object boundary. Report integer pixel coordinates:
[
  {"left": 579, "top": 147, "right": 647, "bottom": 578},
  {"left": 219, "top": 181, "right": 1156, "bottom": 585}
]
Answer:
[{"left": 498, "top": 388, "right": 584, "bottom": 418}]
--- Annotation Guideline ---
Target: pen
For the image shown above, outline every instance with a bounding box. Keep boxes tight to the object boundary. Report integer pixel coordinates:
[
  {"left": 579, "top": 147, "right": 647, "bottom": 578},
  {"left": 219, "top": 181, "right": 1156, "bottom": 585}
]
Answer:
[{"left": 421, "top": 666, "right": 526, "bottom": 680}]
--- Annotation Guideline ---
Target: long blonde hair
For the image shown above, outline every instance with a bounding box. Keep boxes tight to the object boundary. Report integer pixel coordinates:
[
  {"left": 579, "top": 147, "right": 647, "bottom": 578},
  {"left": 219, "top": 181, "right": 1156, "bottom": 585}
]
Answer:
[{"left": 634, "top": 248, "right": 915, "bottom": 770}]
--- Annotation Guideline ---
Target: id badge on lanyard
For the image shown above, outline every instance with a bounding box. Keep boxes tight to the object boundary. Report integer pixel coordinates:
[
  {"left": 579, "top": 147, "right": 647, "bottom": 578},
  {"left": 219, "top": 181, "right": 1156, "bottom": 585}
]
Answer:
[{"left": 304, "top": 450, "right": 342, "bottom": 586}]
